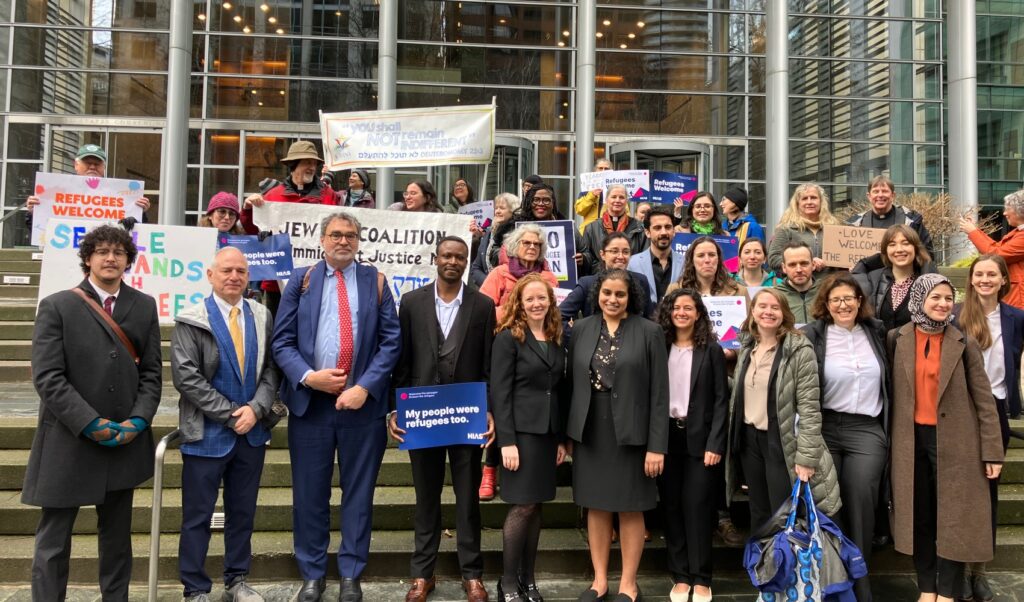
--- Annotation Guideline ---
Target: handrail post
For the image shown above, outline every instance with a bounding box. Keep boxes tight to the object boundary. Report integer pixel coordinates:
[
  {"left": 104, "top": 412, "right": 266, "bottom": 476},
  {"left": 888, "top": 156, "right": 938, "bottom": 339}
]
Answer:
[{"left": 148, "top": 429, "right": 181, "bottom": 602}]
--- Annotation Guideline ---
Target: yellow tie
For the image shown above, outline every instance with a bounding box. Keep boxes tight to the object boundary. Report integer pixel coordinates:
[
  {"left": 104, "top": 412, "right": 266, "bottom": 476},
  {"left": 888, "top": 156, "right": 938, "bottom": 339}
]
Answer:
[{"left": 229, "top": 307, "right": 244, "bottom": 376}]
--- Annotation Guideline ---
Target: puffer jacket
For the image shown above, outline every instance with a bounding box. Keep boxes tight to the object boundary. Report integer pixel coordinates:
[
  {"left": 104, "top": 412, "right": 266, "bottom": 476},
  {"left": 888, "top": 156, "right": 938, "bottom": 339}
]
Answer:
[
  {"left": 726, "top": 331, "right": 842, "bottom": 516},
  {"left": 172, "top": 298, "right": 281, "bottom": 443}
]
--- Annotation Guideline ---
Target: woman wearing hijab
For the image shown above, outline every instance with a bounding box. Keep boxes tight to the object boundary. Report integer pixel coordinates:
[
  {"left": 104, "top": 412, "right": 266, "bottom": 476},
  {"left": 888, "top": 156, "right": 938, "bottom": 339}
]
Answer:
[{"left": 887, "top": 274, "right": 1004, "bottom": 602}]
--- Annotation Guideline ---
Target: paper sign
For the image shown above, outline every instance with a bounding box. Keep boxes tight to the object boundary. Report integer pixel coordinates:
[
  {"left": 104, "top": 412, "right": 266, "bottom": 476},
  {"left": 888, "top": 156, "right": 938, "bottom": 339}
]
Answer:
[
  {"left": 671, "top": 233, "right": 741, "bottom": 273},
  {"left": 704, "top": 295, "right": 747, "bottom": 350},
  {"left": 458, "top": 200, "right": 494, "bottom": 229},
  {"left": 579, "top": 169, "right": 650, "bottom": 201},
  {"left": 218, "top": 233, "right": 294, "bottom": 281},
  {"left": 320, "top": 104, "right": 495, "bottom": 170},
  {"left": 821, "top": 225, "right": 887, "bottom": 268},
  {"left": 530, "top": 220, "right": 578, "bottom": 288},
  {"left": 31, "top": 173, "right": 145, "bottom": 246},
  {"left": 38, "top": 219, "right": 217, "bottom": 323},
  {"left": 253, "top": 203, "right": 473, "bottom": 303},
  {"left": 396, "top": 382, "right": 489, "bottom": 450},
  {"left": 648, "top": 171, "right": 699, "bottom": 205}
]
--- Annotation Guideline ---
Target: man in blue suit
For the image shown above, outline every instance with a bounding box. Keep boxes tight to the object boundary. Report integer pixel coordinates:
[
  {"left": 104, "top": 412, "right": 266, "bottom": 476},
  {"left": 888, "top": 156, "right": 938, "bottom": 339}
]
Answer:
[
  {"left": 272, "top": 211, "right": 401, "bottom": 602},
  {"left": 627, "top": 204, "right": 682, "bottom": 306}
]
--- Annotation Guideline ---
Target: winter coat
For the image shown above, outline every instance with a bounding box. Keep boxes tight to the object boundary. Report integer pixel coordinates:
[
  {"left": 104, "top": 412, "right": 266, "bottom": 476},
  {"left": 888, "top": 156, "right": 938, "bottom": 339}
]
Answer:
[
  {"left": 171, "top": 298, "right": 281, "bottom": 444},
  {"left": 847, "top": 205, "right": 934, "bottom": 257},
  {"left": 479, "top": 264, "right": 559, "bottom": 321},
  {"left": 726, "top": 331, "right": 842, "bottom": 516},
  {"left": 774, "top": 278, "right": 822, "bottom": 325},
  {"left": 887, "top": 323, "right": 1005, "bottom": 562},
  {"left": 767, "top": 226, "right": 825, "bottom": 274},
  {"left": 579, "top": 216, "right": 648, "bottom": 276},
  {"left": 723, "top": 213, "right": 766, "bottom": 248}
]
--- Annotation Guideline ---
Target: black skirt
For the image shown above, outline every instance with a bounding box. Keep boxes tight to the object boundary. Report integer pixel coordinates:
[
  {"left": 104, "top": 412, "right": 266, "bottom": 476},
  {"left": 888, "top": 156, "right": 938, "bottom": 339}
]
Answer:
[
  {"left": 499, "top": 432, "right": 559, "bottom": 504},
  {"left": 572, "top": 390, "right": 658, "bottom": 512}
]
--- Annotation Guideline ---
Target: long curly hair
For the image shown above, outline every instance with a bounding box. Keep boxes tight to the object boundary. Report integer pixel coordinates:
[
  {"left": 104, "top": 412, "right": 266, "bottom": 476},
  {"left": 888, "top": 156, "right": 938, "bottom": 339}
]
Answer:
[
  {"left": 776, "top": 183, "right": 840, "bottom": 231},
  {"left": 658, "top": 287, "right": 717, "bottom": 349},
  {"left": 676, "top": 236, "right": 741, "bottom": 296},
  {"left": 495, "top": 273, "right": 563, "bottom": 345},
  {"left": 587, "top": 269, "right": 647, "bottom": 317}
]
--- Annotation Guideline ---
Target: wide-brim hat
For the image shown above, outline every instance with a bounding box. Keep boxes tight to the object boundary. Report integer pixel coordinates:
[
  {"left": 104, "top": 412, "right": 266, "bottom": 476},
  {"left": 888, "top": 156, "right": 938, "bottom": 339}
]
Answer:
[{"left": 282, "top": 140, "right": 323, "bottom": 165}]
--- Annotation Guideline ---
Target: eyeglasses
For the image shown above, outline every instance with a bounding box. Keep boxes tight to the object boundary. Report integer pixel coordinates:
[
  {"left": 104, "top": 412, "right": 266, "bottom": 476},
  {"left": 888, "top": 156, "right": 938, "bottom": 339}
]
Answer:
[
  {"left": 828, "top": 296, "right": 859, "bottom": 307},
  {"left": 520, "top": 241, "right": 542, "bottom": 248},
  {"left": 93, "top": 248, "right": 127, "bottom": 258},
  {"left": 603, "top": 249, "right": 630, "bottom": 256},
  {"left": 533, "top": 196, "right": 553, "bottom": 205},
  {"left": 325, "top": 232, "right": 359, "bottom": 242},
  {"left": 402, "top": 191, "right": 420, "bottom": 197},
  {"left": 453, "top": 182, "right": 467, "bottom": 188}
]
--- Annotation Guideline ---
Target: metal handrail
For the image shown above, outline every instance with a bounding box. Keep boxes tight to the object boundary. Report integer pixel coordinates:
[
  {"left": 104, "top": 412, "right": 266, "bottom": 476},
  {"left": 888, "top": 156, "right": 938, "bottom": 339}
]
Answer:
[
  {"left": 0, "top": 203, "right": 27, "bottom": 224},
  {"left": 148, "top": 429, "right": 181, "bottom": 602}
]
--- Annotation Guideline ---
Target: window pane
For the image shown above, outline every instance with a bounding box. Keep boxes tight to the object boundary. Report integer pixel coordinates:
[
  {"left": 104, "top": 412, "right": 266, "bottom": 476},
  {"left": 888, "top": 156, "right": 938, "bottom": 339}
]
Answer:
[
  {"left": 13, "top": 28, "right": 168, "bottom": 70},
  {"left": 400, "top": 86, "right": 572, "bottom": 132},
  {"left": 399, "top": 44, "right": 571, "bottom": 89},
  {"left": 206, "top": 35, "right": 376, "bottom": 79},
  {"left": 206, "top": 0, "right": 378, "bottom": 38},
  {"left": 400, "top": 1, "right": 572, "bottom": 47},
  {"left": 790, "top": 98, "right": 941, "bottom": 143},
  {"left": 595, "top": 91, "right": 743, "bottom": 136},
  {"left": 713, "top": 145, "right": 745, "bottom": 180},
  {"left": 205, "top": 76, "right": 376, "bottom": 121},
  {"left": 596, "top": 52, "right": 743, "bottom": 93},
  {"left": 16, "top": 0, "right": 170, "bottom": 29}
]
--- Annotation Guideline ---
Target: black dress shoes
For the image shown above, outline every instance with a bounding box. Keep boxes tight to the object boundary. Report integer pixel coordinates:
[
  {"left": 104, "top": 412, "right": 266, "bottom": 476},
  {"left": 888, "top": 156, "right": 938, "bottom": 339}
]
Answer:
[
  {"left": 297, "top": 578, "right": 326, "bottom": 602},
  {"left": 340, "top": 577, "right": 363, "bottom": 602}
]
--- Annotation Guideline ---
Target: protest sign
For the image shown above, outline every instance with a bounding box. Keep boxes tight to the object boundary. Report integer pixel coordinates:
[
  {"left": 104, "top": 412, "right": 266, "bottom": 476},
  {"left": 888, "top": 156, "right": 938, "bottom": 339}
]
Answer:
[
  {"left": 38, "top": 219, "right": 217, "bottom": 323},
  {"left": 218, "top": 233, "right": 294, "bottom": 281},
  {"left": 821, "top": 224, "right": 887, "bottom": 268},
  {"left": 648, "top": 171, "right": 699, "bottom": 205},
  {"left": 578, "top": 169, "right": 650, "bottom": 200},
  {"left": 457, "top": 200, "right": 494, "bottom": 229},
  {"left": 253, "top": 203, "right": 473, "bottom": 303},
  {"left": 704, "top": 295, "right": 747, "bottom": 350},
  {"left": 31, "top": 173, "right": 145, "bottom": 246},
  {"left": 396, "top": 382, "right": 489, "bottom": 450},
  {"left": 671, "top": 233, "right": 740, "bottom": 272},
  {"left": 320, "top": 104, "right": 495, "bottom": 170},
  {"left": 531, "top": 220, "right": 578, "bottom": 288}
]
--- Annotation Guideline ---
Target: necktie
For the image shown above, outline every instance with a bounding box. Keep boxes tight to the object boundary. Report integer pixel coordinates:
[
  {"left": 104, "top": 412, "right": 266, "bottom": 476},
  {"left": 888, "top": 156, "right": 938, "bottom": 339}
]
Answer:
[
  {"left": 103, "top": 296, "right": 115, "bottom": 316},
  {"left": 229, "top": 306, "right": 244, "bottom": 376},
  {"left": 336, "top": 270, "right": 354, "bottom": 373}
]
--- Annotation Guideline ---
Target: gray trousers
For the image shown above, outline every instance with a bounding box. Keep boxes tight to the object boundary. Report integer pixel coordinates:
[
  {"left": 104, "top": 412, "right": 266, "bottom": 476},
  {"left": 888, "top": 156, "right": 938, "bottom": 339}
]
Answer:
[
  {"left": 32, "top": 488, "right": 135, "bottom": 601},
  {"left": 821, "top": 410, "right": 887, "bottom": 602}
]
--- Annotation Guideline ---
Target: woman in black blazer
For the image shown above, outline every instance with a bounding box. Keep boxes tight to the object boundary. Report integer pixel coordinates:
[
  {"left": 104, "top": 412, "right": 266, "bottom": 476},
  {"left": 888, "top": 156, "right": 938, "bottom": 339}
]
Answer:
[
  {"left": 567, "top": 269, "right": 669, "bottom": 602},
  {"left": 491, "top": 273, "right": 569, "bottom": 602},
  {"left": 656, "top": 288, "right": 728, "bottom": 602},
  {"left": 801, "top": 273, "right": 889, "bottom": 602}
]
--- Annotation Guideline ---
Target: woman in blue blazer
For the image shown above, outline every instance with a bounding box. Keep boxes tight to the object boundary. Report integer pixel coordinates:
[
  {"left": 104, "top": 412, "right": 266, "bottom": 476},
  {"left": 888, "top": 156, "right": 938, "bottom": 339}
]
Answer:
[{"left": 952, "top": 253, "right": 1024, "bottom": 601}]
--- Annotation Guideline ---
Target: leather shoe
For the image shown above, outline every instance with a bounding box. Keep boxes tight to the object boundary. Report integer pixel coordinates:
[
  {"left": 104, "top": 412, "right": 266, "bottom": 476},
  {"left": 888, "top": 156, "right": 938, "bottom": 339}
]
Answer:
[
  {"left": 406, "top": 577, "right": 436, "bottom": 602},
  {"left": 971, "top": 574, "right": 994, "bottom": 602},
  {"left": 296, "top": 578, "right": 325, "bottom": 602},
  {"left": 463, "top": 578, "right": 490, "bottom": 602},
  {"left": 339, "top": 577, "right": 363, "bottom": 602},
  {"left": 518, "top": 577, "right": 543, "bottom": 602}
]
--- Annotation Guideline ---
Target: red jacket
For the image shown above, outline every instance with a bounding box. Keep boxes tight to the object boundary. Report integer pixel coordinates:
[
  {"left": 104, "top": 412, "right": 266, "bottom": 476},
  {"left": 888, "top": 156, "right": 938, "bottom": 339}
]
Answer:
[{"left": 969, "top": 227, "right": 1024, "bottom": 310}]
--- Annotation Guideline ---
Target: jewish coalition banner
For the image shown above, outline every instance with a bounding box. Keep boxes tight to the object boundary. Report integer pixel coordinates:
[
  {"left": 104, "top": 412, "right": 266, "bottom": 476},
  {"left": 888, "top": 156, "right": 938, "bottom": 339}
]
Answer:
[
  {"left": 38, "top": 219, "right": 217, "bottom": 323},
  {"left": 648, "top": 171, "right": 699, "bottom": 205},
  {"left": 31, "top": 173, "right": 145, "bottom": 245},
  {"left": 320, "top": 104, "right": 496, "bottom": 170},
  {"left": 253, "top": 203, "right": 473, "bottom": 302},
  {"left": 671, "top": 233, "right": 740, "bottom": 272},
  {"left": 396, "top": 382, "right": 489, "bottom": 450},
  {"left": 578, "top": 169, "right": 650, "bottom": 200},
  {"left": 704, "top": 295, "right": 747, "bottom": 350},
  {"left": 218, "top": 233, "right": 294, "bottom": 281},
  {"left": 532, "top": 220, "right": 578, "bottom": 288}
]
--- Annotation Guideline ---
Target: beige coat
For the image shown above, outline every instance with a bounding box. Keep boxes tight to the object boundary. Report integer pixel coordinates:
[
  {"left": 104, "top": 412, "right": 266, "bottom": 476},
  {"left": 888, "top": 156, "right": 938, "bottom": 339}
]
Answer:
[{"left": 888, "top": 323, "right": 1005, "bottom": 562}]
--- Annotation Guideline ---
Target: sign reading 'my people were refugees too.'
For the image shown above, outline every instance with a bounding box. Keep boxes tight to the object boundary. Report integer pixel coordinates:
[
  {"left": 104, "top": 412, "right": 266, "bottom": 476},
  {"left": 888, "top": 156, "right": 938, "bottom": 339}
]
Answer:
[
  {"left": 320, "top": 104, "right": 496, "bottom": 170},
  {"left": 30, "top": 173, "right": 145, "bottom": 246}
]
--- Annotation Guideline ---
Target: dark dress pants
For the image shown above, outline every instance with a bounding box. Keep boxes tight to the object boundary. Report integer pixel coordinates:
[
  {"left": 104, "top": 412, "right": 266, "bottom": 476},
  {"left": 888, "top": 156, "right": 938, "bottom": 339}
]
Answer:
[
  {"left": 913, "top": 424, "right": 965, "bottom": 597},
  {"left": 289, "top": 397, "right": 388, "bottom": 579},
  {"left": 409, "top": 444, "right": 484, "bottom": 579},
  {"left": 659, "top": 421, "right": 714, "bottom": 587},
  {"left": 738, "top": 424, "right": 793, "bottom": 534},
  {"left": 32, "top": 488, "right": 135, "bottom": 602},
  {"left": 822, "top": 410, "right": 887, "bottom": 602},
  {"left": 179, "top": 438, "right": 267, "bottom": 595}
]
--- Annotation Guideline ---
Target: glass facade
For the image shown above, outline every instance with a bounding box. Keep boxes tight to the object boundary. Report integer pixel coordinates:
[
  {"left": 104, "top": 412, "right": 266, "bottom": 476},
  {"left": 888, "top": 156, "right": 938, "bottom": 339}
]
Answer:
[{"left": 0, "top": 0, "right": 1021, "bottom": 246}]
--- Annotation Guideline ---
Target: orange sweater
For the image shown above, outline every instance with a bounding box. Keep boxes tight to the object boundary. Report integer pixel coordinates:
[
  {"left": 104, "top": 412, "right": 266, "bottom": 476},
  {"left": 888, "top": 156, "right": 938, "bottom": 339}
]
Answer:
[
  {"left": 968, "top": 227, "right": 1024, "bottom": 310},
  {"left": 914, "top": 330, "right": 944, "bottom": 425}
]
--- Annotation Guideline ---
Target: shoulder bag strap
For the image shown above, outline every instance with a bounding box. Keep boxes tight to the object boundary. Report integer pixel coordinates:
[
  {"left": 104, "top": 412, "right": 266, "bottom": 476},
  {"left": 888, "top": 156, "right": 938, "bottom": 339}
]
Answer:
[{"left": 71, "top": 287, "right": 140, "bottom": 365}]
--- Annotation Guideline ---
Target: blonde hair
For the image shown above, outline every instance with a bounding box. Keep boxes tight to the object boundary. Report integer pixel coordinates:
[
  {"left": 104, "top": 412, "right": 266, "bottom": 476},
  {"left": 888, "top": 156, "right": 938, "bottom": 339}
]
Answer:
[{"left": 776, "top": 183, "right": 839, "bottom": 231}]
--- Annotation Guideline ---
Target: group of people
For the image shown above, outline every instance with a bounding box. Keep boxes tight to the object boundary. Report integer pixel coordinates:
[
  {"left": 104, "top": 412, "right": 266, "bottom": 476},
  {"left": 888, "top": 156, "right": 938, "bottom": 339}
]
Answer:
[{"left": 19, "top": 139, "right": 1023, "bottom": 602}]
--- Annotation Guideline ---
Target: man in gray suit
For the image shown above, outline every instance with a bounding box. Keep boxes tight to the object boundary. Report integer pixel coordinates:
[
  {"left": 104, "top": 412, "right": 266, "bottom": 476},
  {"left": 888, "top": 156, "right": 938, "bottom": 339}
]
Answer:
[{"left": 23, "top": 224, "right": 162, "bottom": 601}]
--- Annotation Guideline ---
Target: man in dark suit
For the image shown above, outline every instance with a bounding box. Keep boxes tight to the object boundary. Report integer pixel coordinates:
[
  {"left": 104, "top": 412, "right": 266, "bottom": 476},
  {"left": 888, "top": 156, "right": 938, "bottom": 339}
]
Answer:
[
  {"left": 172, "top": 247, "right": 282, "bottom": 602},
  {"left": 23, "top": 224, "right": 162, "bottom": 601},
  {"left": 273, "top": 211, "right": 401, "bottom": 602},
  {"left": 387, "top": 236, "right": 496, "bottom": 602}
]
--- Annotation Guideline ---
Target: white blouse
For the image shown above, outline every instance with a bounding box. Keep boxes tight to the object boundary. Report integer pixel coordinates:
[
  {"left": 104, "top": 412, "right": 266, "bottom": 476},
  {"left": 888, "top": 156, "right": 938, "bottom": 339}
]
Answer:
[{"left": 822, "top": 324, "right": 883, "bottom": 417}]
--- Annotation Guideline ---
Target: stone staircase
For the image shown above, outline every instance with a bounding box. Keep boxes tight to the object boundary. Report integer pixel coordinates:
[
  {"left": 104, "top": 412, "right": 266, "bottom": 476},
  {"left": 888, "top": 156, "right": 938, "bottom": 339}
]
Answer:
[{"left": 1, "top": 248, "right": 1023, "bottom": 588}]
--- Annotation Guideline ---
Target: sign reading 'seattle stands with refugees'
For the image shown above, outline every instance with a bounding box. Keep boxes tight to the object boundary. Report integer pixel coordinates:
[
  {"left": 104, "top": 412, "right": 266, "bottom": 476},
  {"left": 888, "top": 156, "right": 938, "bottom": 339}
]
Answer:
[
  {"left": 254, "top": 203, "right": 473, "bottom": 303},
  {"left": 319, "top": 104, "right": 496, "bottom": 170}
]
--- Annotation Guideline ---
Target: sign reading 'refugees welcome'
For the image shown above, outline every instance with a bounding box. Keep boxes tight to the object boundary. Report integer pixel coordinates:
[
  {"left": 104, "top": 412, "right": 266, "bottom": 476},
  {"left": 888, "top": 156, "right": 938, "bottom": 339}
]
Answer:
[{"left": 253, "top": 203, "right": 473, "bottom": 303}]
